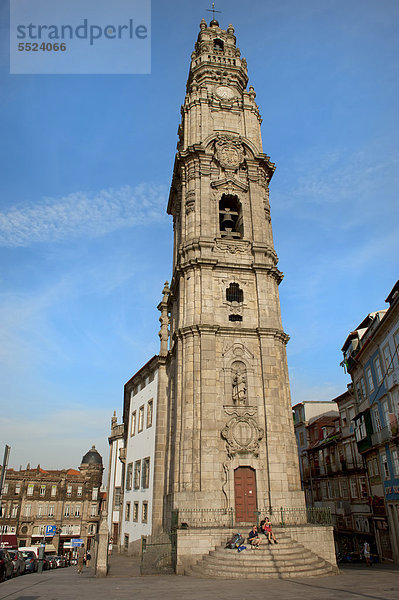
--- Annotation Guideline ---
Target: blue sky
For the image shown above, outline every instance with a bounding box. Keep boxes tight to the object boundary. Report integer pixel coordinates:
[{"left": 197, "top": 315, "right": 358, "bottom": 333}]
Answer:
[{"left": 0, "top": 0, "right": 398, "bottom": 473}]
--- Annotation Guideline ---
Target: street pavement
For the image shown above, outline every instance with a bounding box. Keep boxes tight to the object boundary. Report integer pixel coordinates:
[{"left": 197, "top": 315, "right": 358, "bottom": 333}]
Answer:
[{"left": 0, "top": 562, "right": 398, "bottom": 600}]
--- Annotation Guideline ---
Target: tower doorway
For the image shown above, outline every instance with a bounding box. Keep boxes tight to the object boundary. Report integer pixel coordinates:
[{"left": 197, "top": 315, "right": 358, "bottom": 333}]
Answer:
[{"left": 234, "top": 467, "right": 257, "bottom": 523}]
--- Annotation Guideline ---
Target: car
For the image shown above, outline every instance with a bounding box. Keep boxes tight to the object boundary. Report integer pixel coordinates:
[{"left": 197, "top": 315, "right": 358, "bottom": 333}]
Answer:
[
  {"left": 45, "top": 555, "right": 57, "bottom": 569},
  {"left": 20, "top": 550, "right": 38, "bottom": 573},
  {"left": 8, "top": 550, "right": 26, "bottom": 576},
  {"left": 54, "top": 556, "right": 66, "bottom": 568},
  {"left": 0, "top": 550, "right": 13, "bottom": 581}
]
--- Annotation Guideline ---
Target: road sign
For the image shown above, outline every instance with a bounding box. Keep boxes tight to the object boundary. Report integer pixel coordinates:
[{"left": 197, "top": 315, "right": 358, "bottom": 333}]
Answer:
[
  {"left": 45, "top": 525, "right": 57, "bottom": 537},
  {"left": 71, "top": 538, "right": 83, "bottom": 547}
]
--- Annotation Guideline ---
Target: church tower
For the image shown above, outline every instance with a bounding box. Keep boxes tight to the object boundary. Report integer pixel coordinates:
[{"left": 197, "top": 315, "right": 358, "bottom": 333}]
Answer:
[{"left": 153, "top": 16, "right": 306, "bottom": 533}]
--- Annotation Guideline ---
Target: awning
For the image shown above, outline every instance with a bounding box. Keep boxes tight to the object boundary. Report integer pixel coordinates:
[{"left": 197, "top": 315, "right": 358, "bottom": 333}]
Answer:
[{"left": 0, "top": 534, "right": 18, "bottom": 548}]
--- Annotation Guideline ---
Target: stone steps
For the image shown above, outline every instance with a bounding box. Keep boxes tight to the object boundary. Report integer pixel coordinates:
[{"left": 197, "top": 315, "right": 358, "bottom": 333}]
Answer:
[{"left": 185, "top": 532, "right": 337, "bottom": 580}]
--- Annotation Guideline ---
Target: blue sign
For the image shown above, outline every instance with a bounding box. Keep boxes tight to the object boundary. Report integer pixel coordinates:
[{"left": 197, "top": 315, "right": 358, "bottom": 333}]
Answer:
[
  {"left": 71, "top": 538, "right": 84, "bottom": 547},
  {"left": 45, "top": 525, "right": 56, "bottom": 537}
]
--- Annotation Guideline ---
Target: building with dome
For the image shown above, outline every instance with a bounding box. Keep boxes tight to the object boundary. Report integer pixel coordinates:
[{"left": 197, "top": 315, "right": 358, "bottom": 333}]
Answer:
[{"left": 0, "top": 446, "right": 104, "bottom": 553}]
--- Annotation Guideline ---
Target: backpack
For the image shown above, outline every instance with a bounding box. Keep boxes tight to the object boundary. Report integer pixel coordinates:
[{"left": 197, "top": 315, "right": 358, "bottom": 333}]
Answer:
[{"left": 226, "top": 533, "right": 243, "bottom": 549}]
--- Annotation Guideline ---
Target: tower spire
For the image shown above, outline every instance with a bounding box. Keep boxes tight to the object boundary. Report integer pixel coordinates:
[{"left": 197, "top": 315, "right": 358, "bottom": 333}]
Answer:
[{"left": 206, "top": 2, "right": 221, "bottom": 25}]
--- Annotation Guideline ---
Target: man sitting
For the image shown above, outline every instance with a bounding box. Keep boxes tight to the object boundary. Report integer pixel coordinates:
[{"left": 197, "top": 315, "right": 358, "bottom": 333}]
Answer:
[{"left": 248, "top": 525, "right": 261, "bottom": 548}]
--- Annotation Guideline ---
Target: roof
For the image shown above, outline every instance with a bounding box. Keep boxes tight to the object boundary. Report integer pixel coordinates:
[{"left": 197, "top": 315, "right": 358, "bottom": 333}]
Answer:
[{"left": 81, "top": 445, "right": 103, "bottom": 466}]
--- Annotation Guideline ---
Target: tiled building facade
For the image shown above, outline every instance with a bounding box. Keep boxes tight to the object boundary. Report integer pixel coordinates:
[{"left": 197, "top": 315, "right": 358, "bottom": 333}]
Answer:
[{"left": 342, "top": 280, "right": 399, "bottom": 562}]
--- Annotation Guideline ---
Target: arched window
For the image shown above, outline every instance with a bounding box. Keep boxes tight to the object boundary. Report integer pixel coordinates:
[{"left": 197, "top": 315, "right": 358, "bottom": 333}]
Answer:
[
  {"left": 214, "top": 38, "right": 224, "bottom": 52},
  {"left": 219, "top": 194, "right": 243, "bottom": 239},
  {"left": 226, "top": 283, "right": 243, "bottom": 303}
]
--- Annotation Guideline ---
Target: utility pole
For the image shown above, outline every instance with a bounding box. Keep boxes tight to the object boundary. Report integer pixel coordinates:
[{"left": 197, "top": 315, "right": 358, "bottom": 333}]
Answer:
[{"left": 0, "top": 445, "right": 11, "bottom": 547}]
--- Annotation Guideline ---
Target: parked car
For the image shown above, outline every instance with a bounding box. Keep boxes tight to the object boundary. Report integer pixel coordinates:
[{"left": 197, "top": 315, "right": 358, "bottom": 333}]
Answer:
[
  {"left": 8, "top": 550, "right": 26, "bottom": 576},
  {"left": 46, "top": 555, "right": 57, "bottom": 569},
  {"left": 20, "top": 550, "right": 38, "bottom": 573},
  {"left": 54, "top": 556, "right": 66, "bottom": 568},
  {"left": 0, "top": 550, "right": 13, "bottom": 581}
]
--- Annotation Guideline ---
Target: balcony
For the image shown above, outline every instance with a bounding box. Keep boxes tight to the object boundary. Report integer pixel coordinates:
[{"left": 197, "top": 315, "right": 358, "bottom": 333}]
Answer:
[{"left": 371, "top": 416, "right": 399, "bottom": 446}]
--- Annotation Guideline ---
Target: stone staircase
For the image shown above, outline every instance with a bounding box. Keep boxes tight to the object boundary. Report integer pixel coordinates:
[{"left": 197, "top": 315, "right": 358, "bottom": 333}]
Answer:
[{"left": 185, "top": 530, "right": 338, "bottom": 579}]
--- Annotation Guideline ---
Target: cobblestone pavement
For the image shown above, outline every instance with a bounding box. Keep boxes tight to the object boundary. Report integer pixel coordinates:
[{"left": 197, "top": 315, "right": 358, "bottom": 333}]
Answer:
[{"left": 0, "top": 563, "right": 398, "bottom": 600}]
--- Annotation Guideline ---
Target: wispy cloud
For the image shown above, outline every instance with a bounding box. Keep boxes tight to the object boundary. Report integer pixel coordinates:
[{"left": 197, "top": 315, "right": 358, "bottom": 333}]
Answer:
[{"left": 0, "top": 183, "right": 168, "bottom": 247}]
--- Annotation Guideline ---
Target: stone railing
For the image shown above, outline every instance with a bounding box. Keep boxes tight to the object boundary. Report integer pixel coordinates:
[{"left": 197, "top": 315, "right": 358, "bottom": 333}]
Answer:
[{"left": 172, "top": 506, "right": 332, "bottom": 529}]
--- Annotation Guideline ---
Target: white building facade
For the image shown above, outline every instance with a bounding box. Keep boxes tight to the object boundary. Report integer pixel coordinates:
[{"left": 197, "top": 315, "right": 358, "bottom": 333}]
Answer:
[{"left": 120, "top": 356, "right": 158, "bottom": 554}]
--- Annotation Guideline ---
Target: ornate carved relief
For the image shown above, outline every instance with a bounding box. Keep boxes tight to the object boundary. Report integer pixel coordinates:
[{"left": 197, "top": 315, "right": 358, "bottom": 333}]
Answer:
[
  {"left": 215, "top": 135, "right": 244, "bottom": 171},
  {"left": 185, "top": 191, "right": 195, "bottom": 214},
  {"left": 221, "top": 414, "right": 264, "bottom": 458},
  {"left": 215, "top": 239, "right": 251, "bottom": 254}
]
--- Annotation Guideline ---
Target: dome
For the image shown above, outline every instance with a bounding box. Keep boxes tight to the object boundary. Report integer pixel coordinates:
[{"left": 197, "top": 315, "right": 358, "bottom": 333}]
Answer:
[{"left": 81, "top": 445, "right": 103, "bottom": 466}]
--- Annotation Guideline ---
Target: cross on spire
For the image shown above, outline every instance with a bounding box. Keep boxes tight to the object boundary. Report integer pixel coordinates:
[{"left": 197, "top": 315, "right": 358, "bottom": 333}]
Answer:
[{"left": 207, "top": 2, "right": 221, "bottom": 20}]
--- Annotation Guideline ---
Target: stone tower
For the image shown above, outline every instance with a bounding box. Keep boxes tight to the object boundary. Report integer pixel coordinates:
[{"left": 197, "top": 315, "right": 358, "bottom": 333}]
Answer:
[{"left": 153, "top": 17, "right": 305, "bottom": 533}]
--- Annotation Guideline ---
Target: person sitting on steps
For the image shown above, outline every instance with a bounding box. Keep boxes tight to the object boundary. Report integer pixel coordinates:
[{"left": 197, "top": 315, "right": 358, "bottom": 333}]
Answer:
[
  {"left": 261, "top": 516, "right": 278, "bottom": 544},
  {"left": 248, "top": 525, "right": 261, "bottom": 548}
]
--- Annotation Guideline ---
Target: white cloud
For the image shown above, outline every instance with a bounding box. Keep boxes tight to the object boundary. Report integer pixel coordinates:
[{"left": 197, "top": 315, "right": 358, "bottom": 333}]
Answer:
[{"left": 0, "top": 183, "right": 168, "bottom": 247}]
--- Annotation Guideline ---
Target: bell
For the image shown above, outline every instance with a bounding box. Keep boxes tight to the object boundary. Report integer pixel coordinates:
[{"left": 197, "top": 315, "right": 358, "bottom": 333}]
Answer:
[{"left": 221, "top": 209, "right": 235, "bottom": 230}]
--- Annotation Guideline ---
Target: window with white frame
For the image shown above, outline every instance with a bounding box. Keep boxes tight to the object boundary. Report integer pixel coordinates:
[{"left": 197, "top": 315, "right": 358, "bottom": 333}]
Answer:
[
  {"left": 27, "top": 484, "right": 34, "bottom": 496},
  {"left": 51, "top": 485, "right": 57, "bottom": 497},
  {"left": 340, "top": 479, "right": 349, "bottom": 499},
  {"left": 382, "top": 344, "right": 393, "bottom": 373},
  {"left": 87, "top": 523, "right": 96, "bottom": 535},
  {"left": 67, "top": 485, "right": 72, "bottom": 497},
  {"left": 24, "top": 503, "right": 31, "bottom": 517},
  {"left": 114, "top": 487, "right": 121, "bottom": 508},
  {"left": 48, "top": 504, "right": 54, "bottom": 517},
  {"left": 355, "top": 415, "right": 367, "bottom": 441},
  {"left": 350, "top": 478, "right": 358, "bottom": 498},
  {"left": 366, "top": 367, "right": 374, "bottom": 393},
  {"left": 92, "top": 487, "right": 98, "bottom": 500},
  {"left": 374, "top": 356, "right": 383, "bottom": 384},
  {"left": 37, "top": 504, "right": 44, "bottom": 517},
  {"left": 15, "top": 484, "right": 20, "bottom": 495},
  {"left": 2, "top": 483, "right": 8, "bottom": 495},
  {"left": 64, "top": 504, "right": 70, "bottom": 517},
  {"left": 373, "top": 406, "right": 382, "bottom": 432},
  {"left": 141, "top": 457, "right": 150, "bottom": 489},
  {"left": 126, "top": 463, "right": 133, "bottom": 490},
  {"left": 391, "top": 448, "right": 399, "bottom": 477},
  {"left": 142, "top": 501, "right": 148, "bottom": 523},
  {"left": 147, "top": 400, "right": 153, "bottom": 428},
  {"left": 381, "top": 398, "right": 391, "bottom": 429},
  {"left": 138, "top": 405, "right": 144, "bottom": 432},
  {"left": 90, "top": 504, "right": 98, "bottom": 516},
  {"left": 40, "top": 485, "right": 46, "bottom": 496},
  {"left": 134, "top": 460, "right": 141, "bottom": 489},
  {"left": 75, "top": 504, "right": 81, "bottom": 517},
  {"left": 77, "top": 486, "right": 82, "bottom": 497},
  {"left": 130, "top": 411, "right": 136, "bottom": 436},
  {"left": 359, "top": 476, "right": 368, "bottom": 498},
  {"left": 381, "top": 453, "right": 390, "bottom": 479},
  {"left": 11, "top": 504, "right": 18, "bottom": 517}
]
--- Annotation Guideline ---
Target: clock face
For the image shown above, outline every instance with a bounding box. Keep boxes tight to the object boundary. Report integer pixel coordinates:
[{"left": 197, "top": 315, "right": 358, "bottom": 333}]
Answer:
[{"left": 216, "top": 86, "right": 235, "bottom": 100}]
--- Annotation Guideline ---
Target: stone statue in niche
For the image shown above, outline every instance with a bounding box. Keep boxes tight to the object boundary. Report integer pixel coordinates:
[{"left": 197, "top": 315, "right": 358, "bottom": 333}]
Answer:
[{"left": 232, "top": 361, "right": 247, "bottom": 405}]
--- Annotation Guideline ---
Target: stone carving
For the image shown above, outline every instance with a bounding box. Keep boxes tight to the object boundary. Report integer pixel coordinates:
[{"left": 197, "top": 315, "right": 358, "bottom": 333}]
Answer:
[
  {"left": 215, "top": 135, "right": 244, "bottom": 171},
  {"left": 232, "top": 370, "right": 247, "bottom": 406},
  {"left": 215, "top": 239, "right": 251, "bottom": 254},
  {"left": 185, "top": 191, "right": 195, "bottom": 214},
  {"left": 221, "top": 415, "right": 264, "bottom": 458}
]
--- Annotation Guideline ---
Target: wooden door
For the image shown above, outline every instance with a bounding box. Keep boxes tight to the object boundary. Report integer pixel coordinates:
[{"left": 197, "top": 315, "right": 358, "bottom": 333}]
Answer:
[{"left": 234, "top": 467, "right": 257, "bottom": 523}]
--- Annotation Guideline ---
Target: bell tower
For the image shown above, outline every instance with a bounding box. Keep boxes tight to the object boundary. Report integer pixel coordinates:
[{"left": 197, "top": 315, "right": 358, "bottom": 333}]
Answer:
[{"left": 153, "top": 16, "right": 305, "bottom": 531}]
